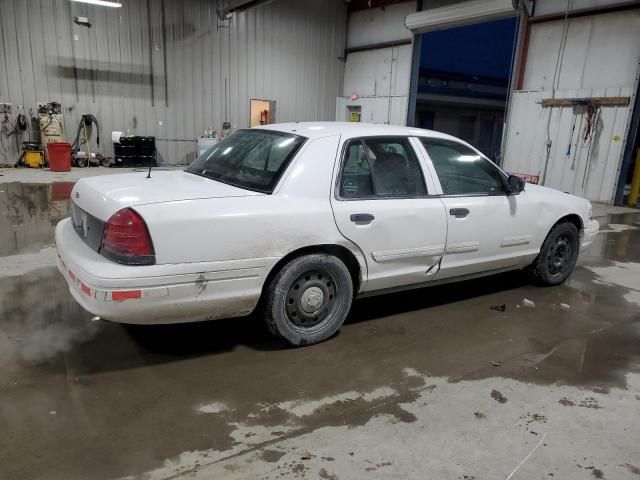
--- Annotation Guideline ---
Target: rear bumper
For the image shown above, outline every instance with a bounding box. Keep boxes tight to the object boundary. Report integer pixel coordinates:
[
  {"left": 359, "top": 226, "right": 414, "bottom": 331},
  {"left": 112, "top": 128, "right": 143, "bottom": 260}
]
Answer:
[
  {"left": 581, "top": 219, "right": 599, "bottom": 251},
  {"left": 55, "top": 218, "right": 275, "bottom": 324}
]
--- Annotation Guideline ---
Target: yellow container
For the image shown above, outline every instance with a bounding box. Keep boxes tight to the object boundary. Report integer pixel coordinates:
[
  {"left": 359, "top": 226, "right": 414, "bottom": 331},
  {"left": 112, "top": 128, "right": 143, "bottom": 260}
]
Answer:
[
  {"left": 24, "top": 150, "right": 44, "bottom": 168},
  {"left": 628, "top": 149, "right": 640, "bottom": 207}
]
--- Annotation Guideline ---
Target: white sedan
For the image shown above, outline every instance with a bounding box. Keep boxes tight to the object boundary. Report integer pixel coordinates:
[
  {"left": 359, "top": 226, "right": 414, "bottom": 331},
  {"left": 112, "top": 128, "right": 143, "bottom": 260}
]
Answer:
[{"left": 56, "top": 122, "right": 599, "bottom": 345}]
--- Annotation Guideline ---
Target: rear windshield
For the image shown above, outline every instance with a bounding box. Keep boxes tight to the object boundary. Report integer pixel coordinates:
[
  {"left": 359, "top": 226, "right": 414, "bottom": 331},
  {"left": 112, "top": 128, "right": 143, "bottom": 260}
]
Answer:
[{"left": 186, "top": 129, "right": 306, "bottom": 193}]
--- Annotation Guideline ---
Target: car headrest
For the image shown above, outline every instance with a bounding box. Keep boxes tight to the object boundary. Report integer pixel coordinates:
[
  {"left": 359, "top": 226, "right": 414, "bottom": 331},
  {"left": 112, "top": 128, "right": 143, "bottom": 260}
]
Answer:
[{"left": 371, "top": 152, "right": 409, "bottom": 195}]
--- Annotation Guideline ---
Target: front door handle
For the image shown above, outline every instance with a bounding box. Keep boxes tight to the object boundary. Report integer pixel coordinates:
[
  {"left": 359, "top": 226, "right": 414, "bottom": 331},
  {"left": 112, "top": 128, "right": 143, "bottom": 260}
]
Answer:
[
  {"left": 449, "top": 208, "right": 469, "bottom": 218},
  {"left": 350, "top": 213, "right": 375, "bottom": 223}
]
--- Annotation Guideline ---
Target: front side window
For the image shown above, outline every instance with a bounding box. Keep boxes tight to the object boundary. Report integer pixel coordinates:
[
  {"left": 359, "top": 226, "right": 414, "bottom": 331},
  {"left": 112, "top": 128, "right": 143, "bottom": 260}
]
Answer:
[
  {"left": 419, "top": 138, "right": 505, "bottom": 195},
  {"left": 186, "top": 129, "right": 305, "bottom": 193},
  {"left": 339, "top": 137, "right": 427, "bottom": 199}
]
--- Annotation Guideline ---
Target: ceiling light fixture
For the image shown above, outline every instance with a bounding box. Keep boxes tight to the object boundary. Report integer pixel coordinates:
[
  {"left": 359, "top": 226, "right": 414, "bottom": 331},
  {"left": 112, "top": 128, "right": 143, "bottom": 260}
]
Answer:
[{"left": 71, "top": 0, "right": 122, "bottom": 8}]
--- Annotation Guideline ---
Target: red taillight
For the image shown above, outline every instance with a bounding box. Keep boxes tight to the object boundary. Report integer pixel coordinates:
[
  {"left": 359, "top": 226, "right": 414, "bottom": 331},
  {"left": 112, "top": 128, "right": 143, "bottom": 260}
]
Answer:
[{"left": 101, "top": 208, "right": 155, "bottom": 265}]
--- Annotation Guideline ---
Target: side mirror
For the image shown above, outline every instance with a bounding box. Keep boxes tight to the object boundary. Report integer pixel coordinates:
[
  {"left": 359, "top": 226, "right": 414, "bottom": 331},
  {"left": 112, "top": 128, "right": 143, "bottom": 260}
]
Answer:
[{"left": 507, "top": 175, "right": 525, "bottom": 195}]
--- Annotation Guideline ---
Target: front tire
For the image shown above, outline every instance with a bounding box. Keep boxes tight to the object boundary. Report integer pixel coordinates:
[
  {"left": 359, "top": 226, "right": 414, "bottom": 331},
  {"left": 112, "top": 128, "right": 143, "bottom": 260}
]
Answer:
[
  {"left": 528, "top": 222, "right": 580, "bottom": 285},
  {"left": 264, "top": 254, "right": 353, "bottom": 346}
]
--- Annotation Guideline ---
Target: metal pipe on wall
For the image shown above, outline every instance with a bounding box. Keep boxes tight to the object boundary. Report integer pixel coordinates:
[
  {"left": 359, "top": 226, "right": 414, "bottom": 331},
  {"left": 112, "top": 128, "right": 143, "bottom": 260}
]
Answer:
[
  {"left": 160, "top": 0, "right": 168, "bottom": 108},
  {"left": 146, "top": 0, "right": 155, "bottom": 106},
  {"left": 406, "top": 0, "right": 423, "bottom": 127}
]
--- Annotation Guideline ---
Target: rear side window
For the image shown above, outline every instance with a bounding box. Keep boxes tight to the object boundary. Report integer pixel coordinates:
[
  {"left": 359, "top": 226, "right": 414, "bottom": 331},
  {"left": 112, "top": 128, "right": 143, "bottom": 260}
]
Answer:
[
  {"left": 186, "top": 129, "right": 306, "bottom": 193},
  {"left": 341, "top": 142, "right": 374, "bottom": 197},
  {"left": 339, "top": 137, "right": 427, "bottom": 199},
  {"left": 419, "top": 138, "right": 505, "bottom": 195}
]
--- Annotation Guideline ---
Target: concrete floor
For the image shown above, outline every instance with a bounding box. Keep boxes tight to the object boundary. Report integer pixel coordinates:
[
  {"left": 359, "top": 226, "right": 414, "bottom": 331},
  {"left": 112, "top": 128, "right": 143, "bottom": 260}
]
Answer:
[{"left": 1, "top": 171, "right": 639, "bottom": 480}]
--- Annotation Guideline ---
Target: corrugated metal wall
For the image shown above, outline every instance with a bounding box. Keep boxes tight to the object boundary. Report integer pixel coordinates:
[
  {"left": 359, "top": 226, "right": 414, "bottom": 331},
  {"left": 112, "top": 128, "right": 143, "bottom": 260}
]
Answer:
[
  {"left": 503, "top": 9, "right": 640, "bottom": 204},
  {"left": 0, "top": 0, "right": 347, "bottom": 165}
]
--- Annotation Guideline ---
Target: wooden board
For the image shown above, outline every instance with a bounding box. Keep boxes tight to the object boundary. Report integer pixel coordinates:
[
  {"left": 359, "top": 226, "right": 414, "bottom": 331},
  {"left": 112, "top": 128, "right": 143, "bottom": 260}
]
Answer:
[{"left": 541, "top": 97, "right": 631, "bottom": 107}]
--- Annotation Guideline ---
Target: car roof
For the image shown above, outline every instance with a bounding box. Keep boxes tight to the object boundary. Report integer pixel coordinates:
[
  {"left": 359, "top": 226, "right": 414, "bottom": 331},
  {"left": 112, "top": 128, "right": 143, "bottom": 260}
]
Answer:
[{"left": 252, "top": 121, "right": 462, "bottom": 142}]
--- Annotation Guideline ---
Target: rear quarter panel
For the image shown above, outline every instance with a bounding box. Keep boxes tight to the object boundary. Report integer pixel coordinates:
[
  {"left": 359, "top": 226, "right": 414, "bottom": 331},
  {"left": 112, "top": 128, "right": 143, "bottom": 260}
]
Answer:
[
  {"left": 137, "top": 195, "right": 344, "bottom": 264},
  {"left": 135, "top": 134, "right": 361, "bottom": 272}
]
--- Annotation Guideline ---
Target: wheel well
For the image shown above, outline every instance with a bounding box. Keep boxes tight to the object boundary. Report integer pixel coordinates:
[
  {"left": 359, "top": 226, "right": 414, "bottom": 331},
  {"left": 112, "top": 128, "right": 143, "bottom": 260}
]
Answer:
[
  {"left": 556, "top": 214, "right": 583, "bottom": 230},
  {"left": 263, "top": 244, "right": 362, "bottom": 295}
]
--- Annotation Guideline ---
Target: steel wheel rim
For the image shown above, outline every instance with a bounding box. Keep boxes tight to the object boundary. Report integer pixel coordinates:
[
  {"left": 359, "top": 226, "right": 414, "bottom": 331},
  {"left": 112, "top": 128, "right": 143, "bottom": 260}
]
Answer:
[
  {"left": 285, "top": 269, "right": 338, "bottom": 331},
  {"left": 547, "top": 234, "right": 573, "bottom": 276}
]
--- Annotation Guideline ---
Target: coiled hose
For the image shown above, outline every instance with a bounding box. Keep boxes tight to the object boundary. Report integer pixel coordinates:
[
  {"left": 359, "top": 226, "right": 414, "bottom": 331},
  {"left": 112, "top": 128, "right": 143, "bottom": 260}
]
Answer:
[{"left": 71, "top": 114, "right": 100, "bottom": 152}]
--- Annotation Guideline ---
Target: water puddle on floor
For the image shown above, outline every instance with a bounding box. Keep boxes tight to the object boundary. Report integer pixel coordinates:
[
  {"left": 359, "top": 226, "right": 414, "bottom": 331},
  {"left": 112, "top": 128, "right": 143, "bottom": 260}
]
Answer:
[
  {"left": 0, "top": 182, "right": 73, "bottom": 257},
  {"left": 0, "top": 182, "right": 87, "bottom": 384}
]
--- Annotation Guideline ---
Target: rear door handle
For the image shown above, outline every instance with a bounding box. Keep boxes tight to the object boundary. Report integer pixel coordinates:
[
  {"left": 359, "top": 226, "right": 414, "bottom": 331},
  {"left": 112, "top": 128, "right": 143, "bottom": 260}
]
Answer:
[
  {"left": 350, "top": 213, "right": 375, "bottom": 223},
  {"left": 449, "top": 208, "right": 469, "bottom": 218}
]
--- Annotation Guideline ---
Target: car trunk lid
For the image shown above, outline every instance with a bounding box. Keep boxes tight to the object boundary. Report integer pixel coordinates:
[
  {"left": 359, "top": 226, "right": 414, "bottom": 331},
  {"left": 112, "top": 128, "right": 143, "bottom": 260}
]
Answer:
[{"left": 71, "top": 169, "right": 262, "bottom": 222}]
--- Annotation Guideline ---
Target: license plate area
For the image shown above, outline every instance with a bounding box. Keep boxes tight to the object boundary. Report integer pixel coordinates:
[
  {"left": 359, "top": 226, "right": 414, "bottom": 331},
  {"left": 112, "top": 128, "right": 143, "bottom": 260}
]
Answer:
[{"left": 70, "top": 201, "right": 106, "bottom": 252}]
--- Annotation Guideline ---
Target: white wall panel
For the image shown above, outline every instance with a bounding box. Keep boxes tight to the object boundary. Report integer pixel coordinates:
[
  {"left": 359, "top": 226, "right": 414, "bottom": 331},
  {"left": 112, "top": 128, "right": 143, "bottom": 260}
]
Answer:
[
  {"left": 533, "top": 0, "right": 636, "bottom": 16},
  {"left": 336, "top": 96, "right": 408, "bottom": 125},
  {"left": 347, "top": 1, "right": 415, "bottom": 48},
  {"left": 523, "top": 10, "right": 640, "bottom": 91},
  {"left": 504, "top": 9, "right": 640, "bottom": 204},
  {"left": 338, "top": 1, "right": 415, "bottom": 127},
  {"left": 504, "top": 87, "right": 634, "bottom": 203},
  {"left": 340, "top": 44, "right": 412, "bottom": 125},
  {"left": 0, "top": 0, "right": 347, "bottom": 166}
]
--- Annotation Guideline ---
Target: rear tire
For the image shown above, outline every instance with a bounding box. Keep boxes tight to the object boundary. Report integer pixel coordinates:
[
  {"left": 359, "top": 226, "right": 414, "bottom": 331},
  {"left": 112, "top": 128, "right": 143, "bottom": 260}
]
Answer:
[
  {"left": 528, "top": 222, "right": 580, "bottom": 285},
  {"left": 264, "top": 254, "right": 353, "bottom": 346}
]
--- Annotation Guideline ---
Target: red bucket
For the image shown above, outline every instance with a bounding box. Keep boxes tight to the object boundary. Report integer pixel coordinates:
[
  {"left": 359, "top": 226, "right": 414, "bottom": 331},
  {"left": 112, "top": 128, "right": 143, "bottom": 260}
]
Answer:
[
  {"left": 47, "top": 142, "right": 72, "bottom": 172},
  {"left": 51, "top": 181, "right": 75, "bottom": 200}
]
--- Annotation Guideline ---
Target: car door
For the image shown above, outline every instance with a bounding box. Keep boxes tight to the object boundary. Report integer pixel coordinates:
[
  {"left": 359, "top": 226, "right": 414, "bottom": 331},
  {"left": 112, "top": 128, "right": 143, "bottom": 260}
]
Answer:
[
  {"left": 415, "top": 137, "right": 539, "bottom": 280},
  {"left": 330, "top": 136, "right": 447, "bottom": 292}
]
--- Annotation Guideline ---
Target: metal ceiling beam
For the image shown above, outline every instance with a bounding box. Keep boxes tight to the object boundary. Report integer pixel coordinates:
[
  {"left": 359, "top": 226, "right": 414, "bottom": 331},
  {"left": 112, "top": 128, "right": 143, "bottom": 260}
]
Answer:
[{"left": 218, "top": 0, "right": 276, "bottom": 18}]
